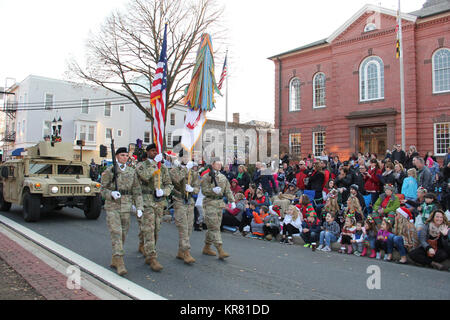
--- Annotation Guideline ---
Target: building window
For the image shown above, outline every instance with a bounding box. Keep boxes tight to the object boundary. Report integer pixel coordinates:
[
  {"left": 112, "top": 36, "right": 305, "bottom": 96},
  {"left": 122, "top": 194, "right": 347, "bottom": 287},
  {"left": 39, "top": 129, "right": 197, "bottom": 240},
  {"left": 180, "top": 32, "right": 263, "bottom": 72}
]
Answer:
[
  {"left": 205, "top": 132, "right": 212, "bottom": 143},
  {"left": 81, "top": 99, "right": 89, "bottom": 114},
  {"left": 119, "top": 105, "right": 125, "bottom": 112},
  {"left": 289, "top": 78, "right": 301, "bottom": 111},
  {"left": 144, "top": 131, "right": 151, "bottom": 143},
  {"left": 289, "top": 133, "right": 301, "bottom": 156},
  {"left": 434, "top": 122, "right": 450, "bottom": 156},
  {"left": 43, "top": 120, "right": 52, "bottom": 138},
  {"left": 433, "top": 48, "right": 450, "bottom": 94},
  {"left": 313, "top": 131, "right": 326, "bottom": 157},
  {"left": 170, "top": 113, "right": 175, "bottom": 126},
  {"left": 104, "top": 102, "right": 112, "bottom": 117},
  {"left": 45, "top": 93, "right": 53, "bottom": 110},
  {"left": 364, "top": 23, "right": 377, "bottom": 32},
  {"left": 80, "top": 125, "right": 87, "bottom": 141},
  {"left": 360, "top": 56, "right": 384, "bottom": 101},
  {"left": 117, "top": 129, "right": 122, "bottom": 137},
  {"left": 106, "top": 128, "right": 112, "bottom": 140},
  {"left": 313, "top": 73, "right": 326, "bottom": 108},
  {"left": 88, "top": 125, "right": 95, "bottom": 142},
  {"left": 167, "top": 132, "right": 172, "bottom": 147}
]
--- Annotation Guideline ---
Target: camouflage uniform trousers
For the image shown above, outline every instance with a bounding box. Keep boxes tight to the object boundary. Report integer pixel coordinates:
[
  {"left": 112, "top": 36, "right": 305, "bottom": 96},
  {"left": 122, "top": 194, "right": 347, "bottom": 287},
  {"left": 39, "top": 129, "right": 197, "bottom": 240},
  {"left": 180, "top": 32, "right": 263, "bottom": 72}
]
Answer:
[
  {"left": 173, "top": 199, "right": 195, "bottom": 251},
  {"left": 139, "top": 200, "right": 166, "bottom": 258},
  {"left": 106, "top": 209, "right": 131, "bottom": 256},
  {"left": 203, "top": 199, "right": 225, "bottom": 246}
]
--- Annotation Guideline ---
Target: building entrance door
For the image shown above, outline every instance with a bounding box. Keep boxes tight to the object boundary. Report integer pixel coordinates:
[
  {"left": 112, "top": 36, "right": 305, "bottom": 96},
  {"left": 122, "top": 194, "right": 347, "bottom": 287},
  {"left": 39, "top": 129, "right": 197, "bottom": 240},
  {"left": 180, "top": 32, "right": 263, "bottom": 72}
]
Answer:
[{"left": 359, "top": 126, "right": 387, "bottom": 156}]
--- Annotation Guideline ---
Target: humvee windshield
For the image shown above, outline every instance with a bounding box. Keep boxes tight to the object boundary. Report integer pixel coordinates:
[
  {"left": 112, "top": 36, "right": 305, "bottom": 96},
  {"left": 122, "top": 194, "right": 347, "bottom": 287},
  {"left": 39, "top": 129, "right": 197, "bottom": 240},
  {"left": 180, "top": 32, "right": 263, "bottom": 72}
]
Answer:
[
  {"left": 29, "top": 163, "right": 53, "bottom": 174},
  {"left": 57, "top": 165, "right": 83, "bottom": 175}
]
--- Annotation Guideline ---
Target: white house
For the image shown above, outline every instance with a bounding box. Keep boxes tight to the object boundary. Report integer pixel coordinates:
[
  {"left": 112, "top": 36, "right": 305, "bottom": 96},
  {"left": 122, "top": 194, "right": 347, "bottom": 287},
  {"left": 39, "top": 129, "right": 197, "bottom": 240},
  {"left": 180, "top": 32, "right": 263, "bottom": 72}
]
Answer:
[{"left": 4, "top": 75, "right": 187, "bottom": 162}]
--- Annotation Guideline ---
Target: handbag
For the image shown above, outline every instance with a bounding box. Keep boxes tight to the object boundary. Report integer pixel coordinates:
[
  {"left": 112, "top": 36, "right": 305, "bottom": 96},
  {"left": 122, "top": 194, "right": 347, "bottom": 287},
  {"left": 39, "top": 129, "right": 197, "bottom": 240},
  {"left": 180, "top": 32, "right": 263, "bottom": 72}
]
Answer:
[{"left": 426, "top": 238, "right": 438, "bottom": 256}]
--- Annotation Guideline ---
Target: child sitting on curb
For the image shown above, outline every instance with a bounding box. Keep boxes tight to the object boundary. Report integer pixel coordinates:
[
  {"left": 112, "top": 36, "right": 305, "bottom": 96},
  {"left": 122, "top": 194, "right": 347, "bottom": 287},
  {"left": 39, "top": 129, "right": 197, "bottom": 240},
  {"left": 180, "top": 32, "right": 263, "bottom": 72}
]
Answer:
[
  {"left": 280, "top": 205, "right": 303, "bottom": 245},
  {"left": 375, "top": 218, "right": 393, "bottom": 260},
  {"left": 362, "top": 216, "right": 378, "bottom": 258},
  {"left": 250, "top": 206, "right": 269, "bottom": 239},
  {"left": 338, "top": 216, "right": 356, "bottom": 254},
  {"left": 263, "top": 206, "right": 281, "bottom": 241},
  {"left": 352, "top": 221, "right": 365, "bottom": 256},
  {"left": 301, "top": 211, "right": 322, "bottom": 248},
  {"left": 318, "top": 213, "right": 341, "bottom": 252}
]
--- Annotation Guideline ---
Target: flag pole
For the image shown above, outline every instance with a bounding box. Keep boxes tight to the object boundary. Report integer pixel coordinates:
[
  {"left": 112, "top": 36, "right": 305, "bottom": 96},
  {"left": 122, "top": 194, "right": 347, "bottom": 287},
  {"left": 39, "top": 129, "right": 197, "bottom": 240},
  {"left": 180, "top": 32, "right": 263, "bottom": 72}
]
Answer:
[
  {"left": 398, "top": 0, "right": 406, "bottom": 150},
  {"left": 225, "top": 49, "right": 229, "bottom": 166}
]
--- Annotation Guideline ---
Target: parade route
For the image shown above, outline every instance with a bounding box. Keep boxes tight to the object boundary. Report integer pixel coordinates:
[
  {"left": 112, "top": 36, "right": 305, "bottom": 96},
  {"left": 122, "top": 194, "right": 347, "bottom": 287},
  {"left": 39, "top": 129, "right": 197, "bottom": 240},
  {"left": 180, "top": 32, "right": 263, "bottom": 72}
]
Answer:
[{"left": 0, "top": 206, "right": 449, "bottom": 300}]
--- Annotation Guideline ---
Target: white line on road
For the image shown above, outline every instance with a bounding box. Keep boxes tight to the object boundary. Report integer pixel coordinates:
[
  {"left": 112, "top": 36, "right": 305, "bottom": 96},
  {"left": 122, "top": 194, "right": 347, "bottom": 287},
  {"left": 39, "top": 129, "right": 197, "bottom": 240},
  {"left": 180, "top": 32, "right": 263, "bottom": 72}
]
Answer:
[{"left": 0, "top": 215, "right": 166, "bottom": 300}]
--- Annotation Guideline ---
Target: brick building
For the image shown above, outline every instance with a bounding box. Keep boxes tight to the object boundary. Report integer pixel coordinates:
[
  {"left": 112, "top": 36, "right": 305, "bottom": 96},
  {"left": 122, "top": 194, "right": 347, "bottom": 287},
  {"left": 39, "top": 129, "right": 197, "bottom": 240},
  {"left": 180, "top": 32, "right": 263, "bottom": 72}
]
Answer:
[{"left": 269, "top": 0, "right": 450, "bottom": 161}]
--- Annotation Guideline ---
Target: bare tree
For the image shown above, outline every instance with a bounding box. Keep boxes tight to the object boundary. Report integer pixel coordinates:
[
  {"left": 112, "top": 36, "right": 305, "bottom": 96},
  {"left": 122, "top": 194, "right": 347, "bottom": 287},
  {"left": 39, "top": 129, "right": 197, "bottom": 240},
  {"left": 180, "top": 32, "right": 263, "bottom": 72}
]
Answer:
[{"left": 67, "top": 0, "right": 226, "bottom": 123}]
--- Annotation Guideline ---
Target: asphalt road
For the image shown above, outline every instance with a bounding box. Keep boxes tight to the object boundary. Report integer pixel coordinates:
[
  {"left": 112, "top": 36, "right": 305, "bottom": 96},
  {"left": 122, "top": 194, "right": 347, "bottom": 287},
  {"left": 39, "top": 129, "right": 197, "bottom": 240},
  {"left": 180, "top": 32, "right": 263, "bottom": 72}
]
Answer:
[{"left": 1, "top": 206, "right": 449, "bottom": 300}]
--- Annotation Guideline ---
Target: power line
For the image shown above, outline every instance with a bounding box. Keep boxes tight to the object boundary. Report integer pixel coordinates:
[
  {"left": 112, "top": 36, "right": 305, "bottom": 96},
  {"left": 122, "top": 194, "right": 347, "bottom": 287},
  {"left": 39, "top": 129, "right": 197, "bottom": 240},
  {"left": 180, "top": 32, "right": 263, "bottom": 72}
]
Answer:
[
  {"left": 2, "top": 100, "right": 148, "bottom": 112},
  {"left": 6, "top": 95, "right": 137, "bottom": 106}
]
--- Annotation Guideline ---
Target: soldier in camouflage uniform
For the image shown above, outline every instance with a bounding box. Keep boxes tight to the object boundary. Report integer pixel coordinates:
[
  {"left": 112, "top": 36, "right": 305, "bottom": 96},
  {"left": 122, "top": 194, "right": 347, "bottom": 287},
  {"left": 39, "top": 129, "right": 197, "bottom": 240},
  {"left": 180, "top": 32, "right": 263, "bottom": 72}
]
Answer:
[
  {"left": 135, "top": 144, "right": 173, "bottom": 272},
  {"left": 201, "top": 159, "right": 236, "bottom": 259},
  {"left": 101, "top": 147, "right": 144, "bottom": 276},
  {"left": 168, "top": 154, "right": 200, "bottom": 264}
]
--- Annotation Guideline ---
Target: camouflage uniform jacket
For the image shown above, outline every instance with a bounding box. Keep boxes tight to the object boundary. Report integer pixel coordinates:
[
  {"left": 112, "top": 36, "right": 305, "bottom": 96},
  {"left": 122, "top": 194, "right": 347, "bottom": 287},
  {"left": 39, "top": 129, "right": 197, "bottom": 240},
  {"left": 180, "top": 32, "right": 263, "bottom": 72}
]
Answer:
[
  {"left": 201, "top": 169, "right": 235, "bottom": 205},
  {"left": 135, "top": 160, "right": 173, "bottom": 206},
  {"left": 101, "top": 165, "right": 144, "bottom": 212},
  {"left": 169, "top": 167, "right": 200, "bottom": 204}
]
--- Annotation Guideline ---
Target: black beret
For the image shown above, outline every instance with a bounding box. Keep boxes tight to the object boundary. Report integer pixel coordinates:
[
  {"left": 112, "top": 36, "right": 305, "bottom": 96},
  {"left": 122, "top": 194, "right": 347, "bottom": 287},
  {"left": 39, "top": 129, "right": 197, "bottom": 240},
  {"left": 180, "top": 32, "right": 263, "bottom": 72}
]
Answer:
[
  {"left": 146, "top": 143, "right": 157, "bottom": 151},
  {"left": 116, "top": 147, "right": 128, "bottom": 155}
]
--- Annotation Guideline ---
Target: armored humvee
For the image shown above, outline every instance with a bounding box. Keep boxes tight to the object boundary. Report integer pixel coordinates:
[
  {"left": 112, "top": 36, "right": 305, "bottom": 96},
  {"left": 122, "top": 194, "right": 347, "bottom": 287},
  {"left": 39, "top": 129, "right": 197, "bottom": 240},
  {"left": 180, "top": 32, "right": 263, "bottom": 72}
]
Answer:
[{"left": 0, "top": 141, "right": 102, "bottom": 222}]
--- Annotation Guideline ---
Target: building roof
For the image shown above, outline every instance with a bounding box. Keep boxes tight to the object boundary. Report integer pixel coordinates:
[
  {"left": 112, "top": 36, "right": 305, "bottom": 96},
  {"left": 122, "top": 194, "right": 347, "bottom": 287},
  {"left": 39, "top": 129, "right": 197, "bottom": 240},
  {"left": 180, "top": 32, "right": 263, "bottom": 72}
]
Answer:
[{"left": 410, "top": 0, "right": 450, "bottom": 18}]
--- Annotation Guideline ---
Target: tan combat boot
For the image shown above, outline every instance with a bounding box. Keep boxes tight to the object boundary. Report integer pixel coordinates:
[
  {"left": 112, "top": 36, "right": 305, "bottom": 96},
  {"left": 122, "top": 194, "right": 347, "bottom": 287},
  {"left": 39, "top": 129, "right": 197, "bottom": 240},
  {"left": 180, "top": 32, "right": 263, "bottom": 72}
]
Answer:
[
  {"left": 183, "top": 250, "right": 196, "bottom": 264},
  {"left": 202, "top": 244, "right": 217, "bottom": 256},
  {"left": 110, "top": 255, "right": 117, "bottom": 269},
  {"left": 138, "top": 243, "right": 145, "bottom": 255},
  {"left": 145, "top": 256, "right": 163, "bottom": 272},
  {"left": 114, "top": 255, "right": 128, "bottom": 276},
  {"left": 215, "top": 244, "right": 230, "bottom": 260},
  {"left": 176, "top": 249, "right": 185, "bottom": 260}
]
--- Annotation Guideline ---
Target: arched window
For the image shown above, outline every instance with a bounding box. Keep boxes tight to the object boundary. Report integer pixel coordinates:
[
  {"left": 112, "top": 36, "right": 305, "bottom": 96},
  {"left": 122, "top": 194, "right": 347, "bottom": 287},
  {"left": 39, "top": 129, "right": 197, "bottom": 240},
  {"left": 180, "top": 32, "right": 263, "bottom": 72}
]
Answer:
[
  {"left": 433, "top": 48, "right": 450, "bottom": 93},
  {"left": 289, "top": 78, "right": 301, "bottom": 111},
  {"left": 313, "top": 73, "right": 326, "bottom": 108},
  {"left": 364, "top": 23, "right": 377, "bottom": 32},
  {"left": 360, "top": 56, "right": 384, "bottom": 101}
]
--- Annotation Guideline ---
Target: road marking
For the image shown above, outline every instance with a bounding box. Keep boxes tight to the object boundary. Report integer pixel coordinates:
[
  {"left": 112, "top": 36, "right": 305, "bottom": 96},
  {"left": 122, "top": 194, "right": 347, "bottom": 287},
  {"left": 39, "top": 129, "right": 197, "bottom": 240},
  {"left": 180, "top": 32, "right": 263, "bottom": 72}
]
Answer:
[{"left": 0, "top": 215, "right": 165, "bottom": 300}]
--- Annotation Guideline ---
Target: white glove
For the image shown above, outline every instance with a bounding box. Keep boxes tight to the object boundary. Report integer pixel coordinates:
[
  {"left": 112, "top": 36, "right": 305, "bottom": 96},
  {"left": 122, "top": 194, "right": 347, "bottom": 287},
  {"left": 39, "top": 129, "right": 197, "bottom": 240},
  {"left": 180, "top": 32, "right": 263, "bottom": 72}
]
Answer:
[
  {"left": 186, "top": 161, "right": 194, "bottom": 170},
  {"left": 137, "top": 210, "right": 143, "bottom": 218},
  {"left": 173, "top": 159, "right": 181, "bottom": 167},
  {"left": 231, "top": 202, "right": 236, "bottom": 210},
  {"left": 154, "top": 153, "right": 163, "bottom": 163},
  {"left": 131, "top": 205, "right": 137, "bottom": 213},
  {"left": 156, "top": 189, "right": 164, "bottom": 197},
  {"left": 185, "top": 184, "right": 194, "bottom": 193},
  {"left": 111, "top": 191, "right": 121, "bottom": 200},
  {"left": 213, "top": 186, "right": 222, "bottom": 195}
]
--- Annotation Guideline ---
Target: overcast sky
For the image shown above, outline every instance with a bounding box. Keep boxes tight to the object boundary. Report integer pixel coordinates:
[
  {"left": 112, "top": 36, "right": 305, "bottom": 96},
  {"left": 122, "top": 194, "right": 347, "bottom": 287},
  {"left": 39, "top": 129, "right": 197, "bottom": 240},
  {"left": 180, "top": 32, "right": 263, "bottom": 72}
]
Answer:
[{"left": 0, "top": 0, "right": 426, "bottom": 124}]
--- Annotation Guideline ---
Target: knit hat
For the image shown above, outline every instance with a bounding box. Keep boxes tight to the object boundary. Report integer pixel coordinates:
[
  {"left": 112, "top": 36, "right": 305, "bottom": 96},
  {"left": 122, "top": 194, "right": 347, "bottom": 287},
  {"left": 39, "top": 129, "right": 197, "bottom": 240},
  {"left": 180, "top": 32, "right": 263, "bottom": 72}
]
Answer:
[
  {"left": 384, "top": 184, "right": 395, "bottom": 192},
  {"left": 307, "top": 211, "right": 317, "bottom": 218},
  {"left": 269, "top": 205, "right": 281, "bottom": 217},
  {"left": 350, "top": 184, "right": 359, "bottom": 192},
  {"left": 396, "top": 207, "right": 413, "bottom": 222},
  {"left": 115, "top": 147, "right": 128, "bottom": 155}
]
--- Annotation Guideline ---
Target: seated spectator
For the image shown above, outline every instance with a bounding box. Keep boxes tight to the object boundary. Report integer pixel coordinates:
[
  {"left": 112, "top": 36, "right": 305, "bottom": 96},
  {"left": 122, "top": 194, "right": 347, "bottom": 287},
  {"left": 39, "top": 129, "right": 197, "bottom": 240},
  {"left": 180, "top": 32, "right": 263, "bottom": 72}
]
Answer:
[
  {"left": 259, "top": 163, "right": 276, "bottom": 197},
  {"left": 375, "top": 219, "right": 393, "bottom": 260},
  {"left": 236, "top": 165, "right": 250, "bottom": 191},
  {"left": 317, "top": 212, "right": 341, "bottom": 252},
  {"left": 348, "top": 184, "right": 367, "bottom": 215},
  {"left": 263, "top": 207, "right": 281, "bottom": 241},
  {"left": 250, "top": 206, "right": 269, "bottom": 239},
  {"left": 372, "top": 184, "right": 400, "bottom": 227},
  {"left": 221, "top": 193, "right": 247, "bottom": 230},
  {"left": 393, "top": 163, "right": 406, "bottom": 193},
  {"left": 321, "top": 189, "right": 340, "bottom": 223},
  {"left": 362, "top": 216, "right": 378, "bottom": 258},
  {"left": 323, "top": 179, "right": 336, "bottom": 201},
  {"left": 338, "top": 216, "right": 356, "bottom": 254},
  {"left": 401, "top": 168, "right": 418, "bottom": 203},
  {"left": 364, "top": 159, "right": 382, "bottom": 207},
  {"left": 352, "top": 221, "right": 365, "bottom": 256},
  {"left": 408, "top": 210, "right": 449, "bottom": 271},
  {"left": 276, "top": 168, "right": 286, "bottom": 193},
  {"left": 230, "top": 179, "right": 243, "bottom": 196},
  {"left": 306, "top": 162, "right": 325, "bottom": 202},
  {"left": 296, "top": 194, "right": 316, "bottom": 221},
  {"left": 255, "top": 188, "right": 270, "bottom": 208},
  {"left": 301, "top": 211, "right": 321, "bottom": 248},
  {"left": 336, "top": 166, "right": 352, "bottom": 203},
  {"left": 380, "top": 162, "right": 395, "bottom": 186},
  {"left": 416, "top": 157, "right": 433, "bottom": 192},
  {"left": 280, "top": 205, "right": 303, "bottom": 245},
  {"left": 403, "top": 186, "right": 427, "bottom": 217},
  {"left": 415, "top": 193, "right": 440, "bottom": 232},
  {"left": 295, "top": 160, "right": 309, "bottom": 192},
  {"left": 272, "top": 182, "right": 299, "bottom": 218},
  {"left": 245, "top": 183, "right": 258, "bottom": 201},
  {"left": 386, "top": 207, "right": 418, "bottom": 264},
  {"left": 344, "top": 194, "right": 364, "bottom": 223}
]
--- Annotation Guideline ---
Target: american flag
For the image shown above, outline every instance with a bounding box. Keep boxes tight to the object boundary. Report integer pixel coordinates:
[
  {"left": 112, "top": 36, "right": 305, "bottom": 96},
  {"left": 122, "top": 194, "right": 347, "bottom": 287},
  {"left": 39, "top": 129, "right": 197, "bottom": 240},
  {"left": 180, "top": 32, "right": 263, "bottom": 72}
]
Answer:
[
  {"left": 150, "top": 24, "right": 168, "bottom": 162},
  {"left": 217, "top": 52, "right": 227, "bottom": 90}
]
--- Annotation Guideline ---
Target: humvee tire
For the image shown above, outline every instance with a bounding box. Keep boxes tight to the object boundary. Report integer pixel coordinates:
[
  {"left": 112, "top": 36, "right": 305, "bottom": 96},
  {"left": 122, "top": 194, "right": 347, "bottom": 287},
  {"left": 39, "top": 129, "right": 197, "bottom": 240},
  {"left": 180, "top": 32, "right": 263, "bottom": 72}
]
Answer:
[
  {"left": 0, "top": 189, "right": 11, "bottom": 212},
  {"left": 84, "top": 194, "right": 102, "bottom": 220},
  {"left": 23, "top": 191, "right": 41, "bottom": 222}
]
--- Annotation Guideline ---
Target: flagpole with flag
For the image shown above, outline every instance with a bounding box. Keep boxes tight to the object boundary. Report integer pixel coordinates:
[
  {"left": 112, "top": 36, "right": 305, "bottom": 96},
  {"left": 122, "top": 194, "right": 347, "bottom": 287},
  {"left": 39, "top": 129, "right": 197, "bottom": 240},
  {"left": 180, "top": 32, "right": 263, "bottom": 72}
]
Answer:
[
  {"left": 397, "top": 0, "right": 406, "bottom": 150},
  {"left": 150, "top": 23, "right": 168, "bottom": 186},
  {"left": 218, "top": 51, "right": 228, "bottom": 163}
]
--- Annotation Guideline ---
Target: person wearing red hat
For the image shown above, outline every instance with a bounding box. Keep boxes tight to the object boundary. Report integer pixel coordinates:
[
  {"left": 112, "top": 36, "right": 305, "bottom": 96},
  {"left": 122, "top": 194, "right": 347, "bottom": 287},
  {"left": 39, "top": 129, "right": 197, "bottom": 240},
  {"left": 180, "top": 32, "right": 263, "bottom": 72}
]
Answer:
[{"left": 385, "top": 207, "right": 419, "bottom": 263}]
